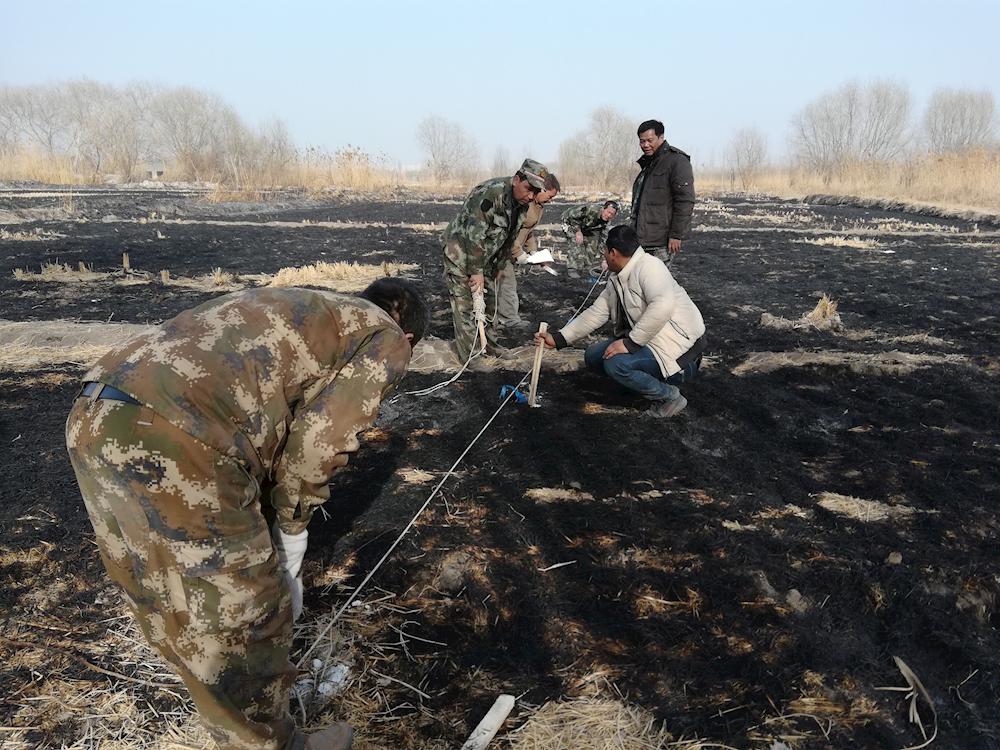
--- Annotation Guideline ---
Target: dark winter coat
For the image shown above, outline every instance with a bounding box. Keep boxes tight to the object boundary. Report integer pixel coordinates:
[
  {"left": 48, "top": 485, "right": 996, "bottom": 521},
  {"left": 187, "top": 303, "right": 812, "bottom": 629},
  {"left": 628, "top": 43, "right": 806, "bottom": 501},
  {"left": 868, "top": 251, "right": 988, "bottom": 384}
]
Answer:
[{"left": 630, "top": 142, "right": 695, "bottom": 247}]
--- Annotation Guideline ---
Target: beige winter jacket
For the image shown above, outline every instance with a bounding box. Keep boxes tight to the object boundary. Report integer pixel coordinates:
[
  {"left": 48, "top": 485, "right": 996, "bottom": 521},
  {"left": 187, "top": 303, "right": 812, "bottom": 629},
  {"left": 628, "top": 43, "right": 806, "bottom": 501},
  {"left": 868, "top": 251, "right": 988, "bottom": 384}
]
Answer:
[{"left": 558, "top": 247, "right": 705, "bottom": 377}]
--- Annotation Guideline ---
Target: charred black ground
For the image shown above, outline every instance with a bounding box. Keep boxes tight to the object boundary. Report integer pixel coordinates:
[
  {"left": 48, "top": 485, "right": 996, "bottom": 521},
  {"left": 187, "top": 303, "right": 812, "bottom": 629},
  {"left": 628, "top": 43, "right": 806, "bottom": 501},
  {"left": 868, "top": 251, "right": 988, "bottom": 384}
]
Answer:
[{"left": 1, "top": 186, "right": 999, "bottom": 749}]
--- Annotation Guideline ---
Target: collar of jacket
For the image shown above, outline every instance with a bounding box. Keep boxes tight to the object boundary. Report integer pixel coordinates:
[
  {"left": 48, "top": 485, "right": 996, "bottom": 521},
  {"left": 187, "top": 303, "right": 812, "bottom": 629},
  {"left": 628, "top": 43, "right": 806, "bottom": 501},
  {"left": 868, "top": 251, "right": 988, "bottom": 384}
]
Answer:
[
  {"left": 502, "top": 177, "right": 518, "bottom": 210},
  {"left": 636, "top": 142, "right": 669, "bottom": 169},
  {"left": 610, "top": 246, "right": 648, "bottom": 285}
]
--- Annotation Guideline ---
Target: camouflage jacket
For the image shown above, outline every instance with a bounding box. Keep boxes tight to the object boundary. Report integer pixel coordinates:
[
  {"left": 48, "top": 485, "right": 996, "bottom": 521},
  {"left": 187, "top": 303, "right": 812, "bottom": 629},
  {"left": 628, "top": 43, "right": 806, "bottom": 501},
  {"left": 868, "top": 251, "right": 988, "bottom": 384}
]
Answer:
[
  {"left": 82, "top": 288, "right": 412, "bottom": 534},
  {"left": 562, "top": 203, "right": 612, "bottom": 244},
  {"left": 443, "top": 177, "right": 528, "bottom": 280}
]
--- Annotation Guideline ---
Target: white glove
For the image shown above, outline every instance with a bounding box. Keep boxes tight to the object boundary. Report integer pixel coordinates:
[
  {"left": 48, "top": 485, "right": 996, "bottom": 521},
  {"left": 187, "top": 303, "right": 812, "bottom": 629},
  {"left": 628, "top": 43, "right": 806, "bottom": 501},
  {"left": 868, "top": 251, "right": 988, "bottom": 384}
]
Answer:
[
  {"left": 513, "top": 252, "right": 529, "bottom": 266},
  {"left": 272, "top": 524, "right": 308, "bottom": 620}
]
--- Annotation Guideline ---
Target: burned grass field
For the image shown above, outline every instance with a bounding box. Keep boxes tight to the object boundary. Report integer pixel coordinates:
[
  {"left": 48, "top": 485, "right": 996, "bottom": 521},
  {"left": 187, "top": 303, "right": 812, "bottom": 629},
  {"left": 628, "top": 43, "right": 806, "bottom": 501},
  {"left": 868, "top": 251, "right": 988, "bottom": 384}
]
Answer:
[{"left": 1, "top": 185, "right": 999, "bottom": 749}]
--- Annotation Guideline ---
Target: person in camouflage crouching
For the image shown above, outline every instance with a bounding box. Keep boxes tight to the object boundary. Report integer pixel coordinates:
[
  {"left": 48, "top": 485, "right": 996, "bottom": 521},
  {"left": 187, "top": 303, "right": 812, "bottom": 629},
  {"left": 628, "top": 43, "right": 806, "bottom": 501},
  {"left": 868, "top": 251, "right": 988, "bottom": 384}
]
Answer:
[
  {"left": 442, "top": 158, "right": 549, "bottom": 364},
  {"left": 65, "top": 279, "right": 429, "bottom": 750},
  {"left": 561, "top": 200, "right": 619, "bottom": 278}
]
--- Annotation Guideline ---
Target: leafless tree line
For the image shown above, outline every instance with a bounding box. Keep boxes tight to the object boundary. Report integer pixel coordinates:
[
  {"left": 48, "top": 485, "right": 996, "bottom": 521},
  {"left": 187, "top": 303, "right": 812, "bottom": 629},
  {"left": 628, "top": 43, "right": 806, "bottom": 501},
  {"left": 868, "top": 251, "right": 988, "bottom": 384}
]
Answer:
[
  {"left": 415, "top": 107, "right": 637, "bottom": 191},
  {"left": 415, "top": 115, "right": 480, "bottom": 182},
  {"left": 788, "top": 80, "right": 996, "bottom": 181},
  {"left": 0, "top": 80, "right": 296, "bottom": 183},
  {"left": 557, "top": 106, "right": 636, "bottom": 191}
]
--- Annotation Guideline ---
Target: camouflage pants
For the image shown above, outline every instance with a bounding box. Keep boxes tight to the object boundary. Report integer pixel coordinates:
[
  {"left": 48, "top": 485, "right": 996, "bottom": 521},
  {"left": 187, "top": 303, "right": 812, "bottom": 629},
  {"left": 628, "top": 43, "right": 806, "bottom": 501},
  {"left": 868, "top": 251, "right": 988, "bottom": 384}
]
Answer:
[
  {"left": 561, "top": 228, "right": 604, "bottom": 272},
  {"left": 495, "top": 260, "right": 520, "bottom": 327},
  {"left": 66, "top": 396, "right": 302, "bottom": 750},
  {"left": 645, "top": 246, "right": 673, "bottom": 265},
  {"left": 445, "top": 271, "right": 501, "bottom": 361}
]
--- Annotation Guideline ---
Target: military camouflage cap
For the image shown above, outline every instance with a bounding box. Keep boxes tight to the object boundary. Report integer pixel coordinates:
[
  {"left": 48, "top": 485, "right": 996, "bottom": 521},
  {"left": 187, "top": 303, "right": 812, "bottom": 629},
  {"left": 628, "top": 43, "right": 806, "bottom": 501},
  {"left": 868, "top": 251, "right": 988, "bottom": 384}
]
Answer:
[{"left": 518, "top": 158, "right": 550, "bottom": 190}]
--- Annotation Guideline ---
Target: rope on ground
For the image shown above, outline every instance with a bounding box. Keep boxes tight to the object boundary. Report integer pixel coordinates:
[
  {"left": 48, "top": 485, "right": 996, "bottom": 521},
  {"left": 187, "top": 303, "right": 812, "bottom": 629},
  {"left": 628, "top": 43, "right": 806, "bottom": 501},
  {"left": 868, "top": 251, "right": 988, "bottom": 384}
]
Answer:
[
  {"left": 403, "top": 278, "right": 499, "bottom": 397},
  {"left": 569, "top": 267, "right": 608, "bottom": 321},
  {"left": 296, "top": 367, "right": 533, "bottom": 669}
]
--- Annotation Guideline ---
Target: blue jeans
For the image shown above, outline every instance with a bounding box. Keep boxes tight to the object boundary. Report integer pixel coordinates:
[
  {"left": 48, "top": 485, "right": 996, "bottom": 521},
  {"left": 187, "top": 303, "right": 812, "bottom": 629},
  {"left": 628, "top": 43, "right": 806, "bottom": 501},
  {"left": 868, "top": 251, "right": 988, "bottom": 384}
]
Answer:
[{"left": 584, "top": 338, "right": 699, "bottom": 402}]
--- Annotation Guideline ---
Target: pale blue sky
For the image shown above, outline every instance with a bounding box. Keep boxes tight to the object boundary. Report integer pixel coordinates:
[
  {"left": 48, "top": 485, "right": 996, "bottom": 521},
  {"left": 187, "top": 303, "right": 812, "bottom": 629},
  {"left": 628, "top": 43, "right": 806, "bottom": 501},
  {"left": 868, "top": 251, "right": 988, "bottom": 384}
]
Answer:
[{"left": 3, "top": 0, "right": 998, "bottom": 170}]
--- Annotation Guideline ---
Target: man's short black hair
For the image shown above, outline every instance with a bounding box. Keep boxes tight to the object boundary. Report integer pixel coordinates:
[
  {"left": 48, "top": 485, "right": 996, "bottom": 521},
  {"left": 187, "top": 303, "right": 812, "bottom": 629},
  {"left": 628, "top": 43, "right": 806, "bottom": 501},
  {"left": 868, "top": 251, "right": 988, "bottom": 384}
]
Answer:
[
  {"left": 602, "top": 200, "right": 619, "bottom": 212},
  {"left": 544, "top": 173, "right": 561, "bottom": 192},
  {"left": 637, "top": 119, "right": 665, "bottom": 137},
  {"left": 360, "top": 277, "right": 430, "bottom": 346},
  {"left": 607, "top": 225, "right": 640, "bottom": 257}
]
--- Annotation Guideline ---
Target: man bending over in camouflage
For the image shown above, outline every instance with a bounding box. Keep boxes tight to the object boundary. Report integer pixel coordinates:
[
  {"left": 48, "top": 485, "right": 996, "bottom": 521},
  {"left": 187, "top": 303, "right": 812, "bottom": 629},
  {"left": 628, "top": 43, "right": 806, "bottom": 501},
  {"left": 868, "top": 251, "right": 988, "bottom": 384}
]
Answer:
[
  {"left": 442, "top": 158, "right": 550, "bottom": 365},
  {"left": 561, "top": 200, "right": 618, "bottom": 278},
  {"left": 66, "top": 279, "right": 429, "bottom": 750}
]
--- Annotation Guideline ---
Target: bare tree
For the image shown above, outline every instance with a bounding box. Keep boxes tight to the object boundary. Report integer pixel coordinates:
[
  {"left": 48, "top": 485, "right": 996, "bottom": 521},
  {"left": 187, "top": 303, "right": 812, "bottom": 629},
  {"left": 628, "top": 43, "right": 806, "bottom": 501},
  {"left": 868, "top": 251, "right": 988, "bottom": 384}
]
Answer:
[
  {"left": 0, "top": 83, "right": 71, "bottom": 156},
  {"left": 150, "top": 87, "right": 247, "bottom": 181},
  {"left": 556, "top": 137, "right": 586, "bottom": 187},
  {"left": 415, "top": 115, "right": 479, "bottom": 181},
  {"left": 857, "top": 80, "right": 912, "bottom": 161},
  {"left": 791, "top": 79, "right": 913, "bottom": 177},
  {"left": 489, "top": 144, "right": 511, "bottom": 176},
  {"left": 922, "top": 88, "right": 997, "bottom": 153},
  {"left": 556, "top": 106, "right": 635, "bottom": 190},
  {"left": 723, "top": 127, "right": 768, "bottom": 189}
]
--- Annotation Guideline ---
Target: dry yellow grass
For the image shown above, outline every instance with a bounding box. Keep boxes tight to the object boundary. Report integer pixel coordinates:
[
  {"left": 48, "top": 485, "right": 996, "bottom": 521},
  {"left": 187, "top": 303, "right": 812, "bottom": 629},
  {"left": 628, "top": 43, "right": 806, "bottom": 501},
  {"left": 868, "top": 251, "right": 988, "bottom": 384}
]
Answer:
[
  {"left": 0, "top": 146, "right": 100, "bottom": 184},
  {"left": 265, "top": 260, "right": 416, "bottom": 291},
  {"left": 12, "top": 261, "right": 107, "bottom": 282},
  {"left": 815, "top": 492, "right": 918, "bottom": 522},
  {"left": 805, "top": 236, "right": 883, "bottom": 248},
  {"left": 700, "top": 149, "right": 1000, "bottom": 213},
  {"left": 0, "top": 227, "right": 64, "bottom": 241}
]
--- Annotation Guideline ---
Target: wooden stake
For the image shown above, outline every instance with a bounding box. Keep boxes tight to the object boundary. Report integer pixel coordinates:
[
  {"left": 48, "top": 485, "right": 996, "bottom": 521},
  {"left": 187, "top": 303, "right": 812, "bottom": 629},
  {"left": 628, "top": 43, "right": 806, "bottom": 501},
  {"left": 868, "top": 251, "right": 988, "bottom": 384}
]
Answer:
[
  {"left": 529, "top": 322, "right": 547, "bottom": 406},
  {"left": 478, "top": 318, "right": 487, "bottom": 351},
  {"left": 460, "top": 694, "right": 515, "bottom": 750}
]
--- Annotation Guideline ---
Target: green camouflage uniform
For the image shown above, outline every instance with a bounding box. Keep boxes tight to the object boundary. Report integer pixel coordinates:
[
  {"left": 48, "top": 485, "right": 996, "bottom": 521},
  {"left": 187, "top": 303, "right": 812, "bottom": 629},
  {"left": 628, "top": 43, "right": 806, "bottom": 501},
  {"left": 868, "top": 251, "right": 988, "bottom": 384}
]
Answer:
[
  {"left": 66, "top": 288, "right": 411, "bottom": 750},
  {"left": 561, "top": 203, "right": 613, "bottom": 272},
  {"left": 442, "top": 176, "right": 528, "bottom": 360}
]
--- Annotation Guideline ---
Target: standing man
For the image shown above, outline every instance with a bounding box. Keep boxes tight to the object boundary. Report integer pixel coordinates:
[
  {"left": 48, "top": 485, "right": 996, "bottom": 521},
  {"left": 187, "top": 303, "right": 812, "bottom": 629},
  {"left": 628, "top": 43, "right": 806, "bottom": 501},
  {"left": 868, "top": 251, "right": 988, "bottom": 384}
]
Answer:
[
  {"left": 443, "top": 158, "right": 550, "bottom": 363},
  {"left": 560, "top": 200, "right": 619, "bottom": 278},
  {"left": 66, "top": 279, "right": 430, "bottom": 750},
  {"left": 496, "top": 172, "right": 560, "bottom": 329},
  {"left": 631, "top": 119, "right": 695, "bottom": 264},
  {"left": 534, "top": 226, "right": 706, "bottom": 417}
]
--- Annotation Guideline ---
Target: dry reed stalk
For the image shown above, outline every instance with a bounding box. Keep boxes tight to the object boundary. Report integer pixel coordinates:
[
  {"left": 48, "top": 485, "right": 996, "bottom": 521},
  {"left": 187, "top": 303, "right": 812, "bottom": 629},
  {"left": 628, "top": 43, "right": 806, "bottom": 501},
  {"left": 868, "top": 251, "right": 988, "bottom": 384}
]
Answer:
[
  {"left": 733, "top": 350, "right": 969, "bottom": 376},
  {"left": 506, "top": 696, "right": 696, "bottom": 750},
  {"left": 815, "top": 492, "right": 917, "bottom": 522},
  {"left": 265, "top": 261, "right": 416, "bottom": 292}
]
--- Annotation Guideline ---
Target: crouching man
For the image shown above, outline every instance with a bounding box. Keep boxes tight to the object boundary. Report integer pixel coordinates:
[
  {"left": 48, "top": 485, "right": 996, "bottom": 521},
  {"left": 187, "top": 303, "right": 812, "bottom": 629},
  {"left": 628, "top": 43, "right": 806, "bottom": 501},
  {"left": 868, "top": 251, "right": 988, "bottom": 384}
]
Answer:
[
  {"left": 66, "top": 278, "right": 429, "bottom": 750},
  {"left": 534, "top": 226, "right": 706, "bottom": 417}
]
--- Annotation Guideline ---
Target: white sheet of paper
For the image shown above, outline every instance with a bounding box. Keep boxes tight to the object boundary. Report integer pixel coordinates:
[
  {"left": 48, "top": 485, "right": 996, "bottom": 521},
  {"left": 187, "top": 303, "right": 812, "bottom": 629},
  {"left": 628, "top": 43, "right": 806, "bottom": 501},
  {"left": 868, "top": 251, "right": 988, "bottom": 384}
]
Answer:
[{"left": 526, "top": 249, "right": 555, "bottom": 265}]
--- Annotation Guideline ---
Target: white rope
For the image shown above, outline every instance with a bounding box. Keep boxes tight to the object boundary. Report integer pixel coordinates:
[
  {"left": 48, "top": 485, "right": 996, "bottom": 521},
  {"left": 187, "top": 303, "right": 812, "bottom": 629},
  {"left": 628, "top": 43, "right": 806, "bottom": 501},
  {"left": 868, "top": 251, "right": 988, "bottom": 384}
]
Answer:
[
  {"left": 472, "top": 287, "right": 486, "bottom": 322},
  {"left": 403, "top": 278, "right": 499, "bottom": 397},
  {"left": 296, "top": 369, "right": 532, "bottom": 668},
  {"left": 569, "top": 267, "right": 608, "bottom": 321}
]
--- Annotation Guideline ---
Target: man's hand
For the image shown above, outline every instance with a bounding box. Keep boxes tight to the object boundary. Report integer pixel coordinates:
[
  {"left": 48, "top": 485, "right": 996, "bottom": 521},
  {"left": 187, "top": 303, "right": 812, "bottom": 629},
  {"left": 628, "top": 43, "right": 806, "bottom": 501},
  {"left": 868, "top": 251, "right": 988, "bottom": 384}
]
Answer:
[
  {"left": 668, "top": 238, "right": 682, "bottom": 254},
  {"left": 602, "top": 339, "right": 629, "bottom": 359},
  {"left": 273, "top": 525, "right": 308, "bottom": 620},
  {"left": 575, "top": 231, "right": 584, "bottom": 244},
  {"left": 534, "top": 331, "right": 556, "bottom": 350},
  {"left": 469, "top": 274, "right": 485, "bottom": 293}
]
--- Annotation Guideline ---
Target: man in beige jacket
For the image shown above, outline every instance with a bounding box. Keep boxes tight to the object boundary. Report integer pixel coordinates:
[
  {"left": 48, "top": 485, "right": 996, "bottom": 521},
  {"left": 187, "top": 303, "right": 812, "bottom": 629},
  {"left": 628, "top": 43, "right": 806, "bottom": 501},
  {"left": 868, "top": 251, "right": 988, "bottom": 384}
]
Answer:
[
  {"left": 496, "top": 172, "right": 560, "bottom": 329},
  {"left": 535, "top": 225, "right": 706, "bottom": 417}
]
